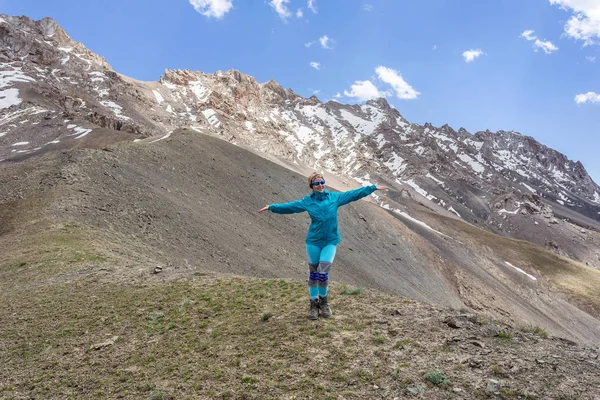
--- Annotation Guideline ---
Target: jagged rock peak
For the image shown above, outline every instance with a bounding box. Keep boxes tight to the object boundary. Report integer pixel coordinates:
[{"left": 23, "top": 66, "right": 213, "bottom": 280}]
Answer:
[
  {"left": 216, "top": 68, "right": 257, "bottom": 84},
  {"left": 366, "top": 97, "right": 392, "bottom": 110},
  {"left": 38, "top": 17, "right": 60, "bottom": 37},
  {"left": 259, "top": 79, "right": 299, "bottom": 103},
  {"left": 161, "top": 68, "right": 203, "bottom": 85},
  {"left": 307, "top": 94, "right": 321, "bottom": 104},
  {"left": 0, "top": 14, "right": 111, "bottom": 69},
  {"left": 1, "top": 14, "right": 69, "bottom": 46},
  {"left": 440, "top": 123, "right": 457, "bottom": 134},
  {"left": 364, "top": 97, "right": 405, "bottom": 121}
]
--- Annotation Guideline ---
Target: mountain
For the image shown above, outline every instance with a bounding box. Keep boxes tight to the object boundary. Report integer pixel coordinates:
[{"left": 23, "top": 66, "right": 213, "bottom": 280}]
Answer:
[
  {"left": 2, "top": 15, "right": 599, "bottom": 269},
  {"left": 2, "top": 13, "right": 600, "bottom": 349}
]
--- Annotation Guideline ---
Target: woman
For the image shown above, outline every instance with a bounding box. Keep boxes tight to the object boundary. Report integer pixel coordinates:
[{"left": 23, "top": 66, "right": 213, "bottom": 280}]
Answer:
[{"left": 258, "top": 172, "right": 387, "bottom": 320}]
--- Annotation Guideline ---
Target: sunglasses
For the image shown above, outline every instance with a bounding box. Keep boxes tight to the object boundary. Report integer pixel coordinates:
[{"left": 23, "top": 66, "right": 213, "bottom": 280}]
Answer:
[{"left": 312, "top": 180, "right": 325, "bottom": 187}]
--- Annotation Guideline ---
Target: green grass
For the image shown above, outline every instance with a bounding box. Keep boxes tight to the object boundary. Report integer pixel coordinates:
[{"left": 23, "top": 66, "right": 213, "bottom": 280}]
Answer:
[
  {"left": 521, "top": 326, "right": 549, "bottom": 338},
  {"left": 424, "top": 370, "right": 450, "bottom": 386},
  {"left": 340, "top": 286, "right": 365, "bottom": 296},
  {"left": 497, "top": 331, "right": 513, "bottom": 339},
  {"left": 0, "top": 276, "right": 423, "bottom": 399},
  {"left": 372, "top": 334, "right": 385, "bottom": 345},
  {"left": 0, "top": 220, "right": 112, "bottom": 284},
  {"left": 262, "top": 312, "right": 274, "bottom": 321},
  {"left": 1, "top": 265, "right": 596, "bottom": 399}
]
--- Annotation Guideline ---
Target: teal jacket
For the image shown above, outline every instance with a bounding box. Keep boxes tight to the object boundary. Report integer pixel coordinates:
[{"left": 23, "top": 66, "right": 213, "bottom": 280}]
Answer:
[{"left": 268, "top": 185, "right": 377, "bottom": 247}]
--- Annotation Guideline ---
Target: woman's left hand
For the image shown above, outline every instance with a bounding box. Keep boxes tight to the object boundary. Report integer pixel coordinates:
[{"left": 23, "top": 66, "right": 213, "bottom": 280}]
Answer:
[{"left": 375, "top": 184, "right": 388, "bottom": 190}]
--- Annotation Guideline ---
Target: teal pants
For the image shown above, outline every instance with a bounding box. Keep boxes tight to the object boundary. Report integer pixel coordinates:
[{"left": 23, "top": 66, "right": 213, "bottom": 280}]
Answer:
[{"left": 306, "top": 244, "right": 337, "bottom": 299}]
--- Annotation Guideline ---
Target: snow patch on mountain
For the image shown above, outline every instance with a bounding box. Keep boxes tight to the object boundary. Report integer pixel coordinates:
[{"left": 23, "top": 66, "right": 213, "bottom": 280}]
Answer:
[
  {"left": 457, "top": 153, "right": 485, "bottom": 174},
  {"left": 100, "top": 101, "right": 131, "bottom": 121},
  {"left": 0, "top": 65, "right": 36, "bottom": 108},
  {"left": 498, "top": 207, "right": 520, "bottom": 215},
  {"left": 0, "top": 88, "right": 22, "bottom": 109},
  {"left": 150, "top": 130, "right": 173, "bottom": 143},
  {"left": 448, "top": 206, "right": 461, "bottom": 217},
  {"left": 379, "top": 201, "right": 450, "bottom": 237},
  {"left": 384, "top": 154, "right": 406, "bottom": 176},
  {"left": 404, "top": 179, "right": 437, "bottom": 201},
  {"left": 504, "top": 261, "right": 537, "bottom": 281},
  {"left": 244, "top": 121, "right": 256, "bottom": 133},
  {"left": 521, "top": 182, "right": 537, "bottom": 194},
  {"left": 94, "top": 86, "right": 109, "bottom": 97},
  {"left": 339, "top": 109, "right": 379, "bottom": 136},
  {"left": 153, "top": 90, "right": 164, "bottom": 105},
  {"left": 70, "top": 126, "right": 92, "bottom": 139},
  {"left": 190, "top": 81, "right": 210, "bottom": 102},
  {"left": 89, "top": 71, "right": 107, "bottom": 83},
  {"left": 426, "top": 173, "right": 445, "bottom": 186},
  {"left": 202, "top": 109, "right": 220, "bottom": 127}
]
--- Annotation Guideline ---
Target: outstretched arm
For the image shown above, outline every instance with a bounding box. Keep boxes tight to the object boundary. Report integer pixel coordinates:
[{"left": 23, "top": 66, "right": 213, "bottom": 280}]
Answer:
[
  {"left": 257, "top": 198, "right": 307, "bottom": 214},
  {"left": 337, "top": 184, "right": 387, "bottom": 207}
]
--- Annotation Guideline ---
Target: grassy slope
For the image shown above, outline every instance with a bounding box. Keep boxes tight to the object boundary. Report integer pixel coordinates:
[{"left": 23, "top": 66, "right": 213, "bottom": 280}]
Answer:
[{"left": 3, "top": 274, "right": 600, "bottom": 400}]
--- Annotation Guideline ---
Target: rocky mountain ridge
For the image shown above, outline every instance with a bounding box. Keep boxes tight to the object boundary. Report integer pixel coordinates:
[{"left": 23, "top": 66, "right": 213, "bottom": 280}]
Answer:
[{"left": 1, "top": 14, "right": 599, "bottom": 268}]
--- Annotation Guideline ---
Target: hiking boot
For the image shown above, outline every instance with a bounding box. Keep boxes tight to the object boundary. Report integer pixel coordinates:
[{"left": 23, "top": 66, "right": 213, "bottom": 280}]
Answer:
[
  {"left": 309, "top": 299, "right": 320, "bottom": 320},
  {"left": 319, "top": 295, "right": 332, "bottom": 318}
]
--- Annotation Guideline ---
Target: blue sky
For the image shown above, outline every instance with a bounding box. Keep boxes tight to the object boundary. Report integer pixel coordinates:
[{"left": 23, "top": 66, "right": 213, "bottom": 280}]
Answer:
[{"left": 2, "top": 0, "right": 600, "bottom": 182}]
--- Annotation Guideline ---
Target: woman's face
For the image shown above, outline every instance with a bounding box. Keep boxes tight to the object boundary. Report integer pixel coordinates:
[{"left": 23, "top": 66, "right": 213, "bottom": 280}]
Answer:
[{"left": 311, "top": 178, "right": 325, "bottom": 193}]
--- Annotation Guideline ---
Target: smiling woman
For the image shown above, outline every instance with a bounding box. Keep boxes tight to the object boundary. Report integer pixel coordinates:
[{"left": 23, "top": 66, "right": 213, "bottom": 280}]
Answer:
[{"left": 257, "top": 171, "right": 387, "bottom": 320}]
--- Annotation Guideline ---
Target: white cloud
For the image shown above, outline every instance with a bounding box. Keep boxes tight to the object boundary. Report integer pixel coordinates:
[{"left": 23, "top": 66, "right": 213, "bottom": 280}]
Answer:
[
  {"left": 310, "top": 61, "right": 320, "bottom": 70},
  {"left": 550, "top": 0, "right": 600, "bottom": 46},
  {"left": 575, "top": 91, "right": 600, "bottom": 104},
  {"left": 364, "top": 4, "right": 373, "bottom": 12},
  {"left": 535, "top": 39, "right": 559, "bottom": 53},
  {"left": 586, "top": 55, "right": 596, "bottom": 62},
  {"left": 305, "top": 41, "right": 314, "bottom": 48},
  {"left": 270, "top": 0, "right": 291, "bottom": 20},
  {"left": 313, "top": 89, "right": 320, "bottom": 95},
  {"left": 335, "top": 92, "right": 341, "bottom": 98},
  {"left": 308, "top": 0, "right": 317, "bottom": 13},
  {"left": 343, "top": 80, "right": 384, "bottom": 101},
  {"left": 189, "top": 0, "right": 233, "bottom": 19},
  {"left": 521, "top": 29, "right": 535, "bottom": 41},
  {"left": 319, "top": 35, "right": 333, "bottom": 49},
  {"left": 375, "top": 65, "right": 420, "bottom": 100},
  {"left": 462, "top": 49, "right": 485, "bottom": 62},
  {"left": 296, "top": 8, "right": 303, "bottom": 18},
  {"left": 520, "top": 30, "right": 559, "bottom": 54}
]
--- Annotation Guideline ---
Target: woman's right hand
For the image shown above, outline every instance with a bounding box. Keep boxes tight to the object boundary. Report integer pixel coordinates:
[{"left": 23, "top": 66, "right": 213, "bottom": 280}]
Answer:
[{"left": 257, "top": 205, "right": 269, "bottom": 213}]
